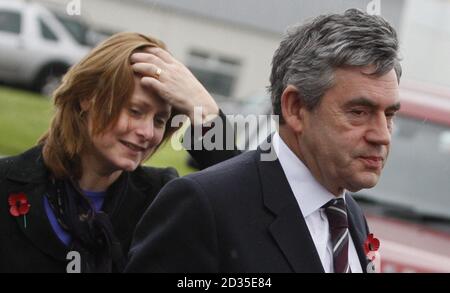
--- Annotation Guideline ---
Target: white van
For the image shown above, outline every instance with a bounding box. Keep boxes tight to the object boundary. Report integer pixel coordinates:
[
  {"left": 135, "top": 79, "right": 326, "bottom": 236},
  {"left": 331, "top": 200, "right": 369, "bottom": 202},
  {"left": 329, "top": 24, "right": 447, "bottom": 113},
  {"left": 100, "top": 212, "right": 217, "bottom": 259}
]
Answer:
[{"left": 0, "top": 0, "right": 93, "bottom": 96}]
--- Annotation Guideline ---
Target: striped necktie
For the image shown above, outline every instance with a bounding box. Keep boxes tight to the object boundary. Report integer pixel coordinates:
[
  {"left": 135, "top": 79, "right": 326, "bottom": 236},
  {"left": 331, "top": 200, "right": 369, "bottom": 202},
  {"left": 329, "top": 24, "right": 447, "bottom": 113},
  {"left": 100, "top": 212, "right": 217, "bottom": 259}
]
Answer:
[{"left": 324, "top": 198, "right": 351, "bottom": 273}]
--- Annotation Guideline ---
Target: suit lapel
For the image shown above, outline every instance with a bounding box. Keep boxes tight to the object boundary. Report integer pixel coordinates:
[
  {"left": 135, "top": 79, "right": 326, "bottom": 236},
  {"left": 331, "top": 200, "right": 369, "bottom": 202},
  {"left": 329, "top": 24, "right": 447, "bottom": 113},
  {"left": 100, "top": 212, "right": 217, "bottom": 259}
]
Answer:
[
  {"left": 256, "top": 147, "right": 324, "bottom": 273},
  {"left": 346, "top": 195, "right": 370, "bottom": 272}
]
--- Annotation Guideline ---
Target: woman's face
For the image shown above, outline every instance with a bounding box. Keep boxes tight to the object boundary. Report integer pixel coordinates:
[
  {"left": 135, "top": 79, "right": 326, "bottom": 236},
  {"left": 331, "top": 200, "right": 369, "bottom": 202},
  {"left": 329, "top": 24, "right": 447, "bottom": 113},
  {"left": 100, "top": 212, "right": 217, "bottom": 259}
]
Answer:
[{"left": 86, "top": 76, "right": 172, "bottom": 173}]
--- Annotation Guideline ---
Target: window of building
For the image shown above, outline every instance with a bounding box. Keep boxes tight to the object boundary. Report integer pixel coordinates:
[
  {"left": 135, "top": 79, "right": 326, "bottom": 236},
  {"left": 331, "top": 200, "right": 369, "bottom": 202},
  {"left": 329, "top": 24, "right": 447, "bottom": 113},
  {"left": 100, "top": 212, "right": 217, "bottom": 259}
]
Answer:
[{"left": 187, "top": 49, "right": 241, "bottom": 98}]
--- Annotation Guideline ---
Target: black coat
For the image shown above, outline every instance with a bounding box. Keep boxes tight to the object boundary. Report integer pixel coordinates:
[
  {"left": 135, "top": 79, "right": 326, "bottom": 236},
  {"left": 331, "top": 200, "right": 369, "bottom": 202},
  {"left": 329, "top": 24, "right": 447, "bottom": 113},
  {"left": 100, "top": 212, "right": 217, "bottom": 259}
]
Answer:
[
  {"left": 125, "top": 144, "right": 370, "bottom": 273},
  {"left": 0, "top": 112, "right": 239, "bottom": 273}
]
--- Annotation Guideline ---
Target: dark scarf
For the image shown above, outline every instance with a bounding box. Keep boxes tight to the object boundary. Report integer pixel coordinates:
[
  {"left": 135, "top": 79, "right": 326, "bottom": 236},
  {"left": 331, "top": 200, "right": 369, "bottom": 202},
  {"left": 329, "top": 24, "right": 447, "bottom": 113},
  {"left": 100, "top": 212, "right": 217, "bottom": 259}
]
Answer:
[{"left": 45, "top": 174, "right": 127, "bottom": 273}]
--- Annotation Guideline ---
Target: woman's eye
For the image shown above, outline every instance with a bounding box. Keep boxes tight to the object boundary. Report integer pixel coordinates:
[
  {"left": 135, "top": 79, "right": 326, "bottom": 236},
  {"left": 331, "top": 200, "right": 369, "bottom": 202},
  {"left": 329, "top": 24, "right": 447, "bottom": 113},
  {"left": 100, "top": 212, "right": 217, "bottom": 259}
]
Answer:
[
  {"left": 130, "top": 108, "right": 142, "bottom": 116},
  {"left": 155, "top": 118, "right": 166, "bottom": 127}
]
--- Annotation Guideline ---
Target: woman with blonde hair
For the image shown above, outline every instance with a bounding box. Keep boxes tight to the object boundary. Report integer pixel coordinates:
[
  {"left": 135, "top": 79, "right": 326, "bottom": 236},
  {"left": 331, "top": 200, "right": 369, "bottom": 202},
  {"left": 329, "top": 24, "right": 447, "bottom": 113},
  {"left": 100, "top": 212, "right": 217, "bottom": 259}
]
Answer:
[{"left": 0, "top": 32, "right": 237, "bottom": 272}]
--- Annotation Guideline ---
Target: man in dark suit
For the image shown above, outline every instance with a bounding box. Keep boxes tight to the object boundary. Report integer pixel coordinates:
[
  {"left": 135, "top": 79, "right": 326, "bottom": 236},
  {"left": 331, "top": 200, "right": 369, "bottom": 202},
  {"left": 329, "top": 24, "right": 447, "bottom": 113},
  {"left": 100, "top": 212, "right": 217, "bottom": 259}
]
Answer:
[{"left": 126, "top": 9, "right": 402, "bottom": 273}]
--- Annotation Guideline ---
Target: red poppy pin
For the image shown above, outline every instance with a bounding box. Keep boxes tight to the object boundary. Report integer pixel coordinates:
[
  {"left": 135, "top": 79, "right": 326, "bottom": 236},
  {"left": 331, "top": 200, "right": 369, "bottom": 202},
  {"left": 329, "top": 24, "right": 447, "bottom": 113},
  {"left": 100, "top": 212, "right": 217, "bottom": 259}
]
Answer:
[
  {"left": 8, "top": 192, "right": 31, "bottom": 228},
  {"left": 364, "top": 233, "right": 380, "bottom": 256}
]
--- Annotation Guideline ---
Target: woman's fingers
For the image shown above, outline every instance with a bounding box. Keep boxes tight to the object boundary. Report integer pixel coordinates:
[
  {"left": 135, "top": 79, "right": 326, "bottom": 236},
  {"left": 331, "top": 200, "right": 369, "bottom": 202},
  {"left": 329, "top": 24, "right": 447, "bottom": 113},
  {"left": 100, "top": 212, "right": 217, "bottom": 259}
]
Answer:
[
  {"left": 132, "top": 50, "right": 219, "bottom": 123},
  {"left": 141, "top": 76, "right": 162, "bottom": 91},
  {"left": 130, "top": 52, "right": 166, "bottom": 68},
  {"left": 140, "top": 77, "right": 172, "bottom": 102},
  {"left": 132, "top": 63, "right": 165, "bottom": 80},
  {"left": 143, "top": 47, "right": 175, "bottom": 64}
]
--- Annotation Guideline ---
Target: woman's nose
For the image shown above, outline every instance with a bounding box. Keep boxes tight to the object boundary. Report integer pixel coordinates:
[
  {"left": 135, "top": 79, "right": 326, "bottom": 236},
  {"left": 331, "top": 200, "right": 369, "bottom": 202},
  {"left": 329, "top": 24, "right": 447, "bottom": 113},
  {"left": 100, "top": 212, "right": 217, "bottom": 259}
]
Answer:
[{"left": 135, "top": 119, "right": 154, "bottom": 140}]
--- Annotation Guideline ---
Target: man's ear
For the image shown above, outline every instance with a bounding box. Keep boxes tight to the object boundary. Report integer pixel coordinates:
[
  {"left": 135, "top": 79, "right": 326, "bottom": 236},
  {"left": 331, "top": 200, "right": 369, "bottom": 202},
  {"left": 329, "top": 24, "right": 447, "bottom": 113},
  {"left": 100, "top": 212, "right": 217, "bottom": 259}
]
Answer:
[{"left": 280, "top": 85, "right": 306, "bottom": 133}]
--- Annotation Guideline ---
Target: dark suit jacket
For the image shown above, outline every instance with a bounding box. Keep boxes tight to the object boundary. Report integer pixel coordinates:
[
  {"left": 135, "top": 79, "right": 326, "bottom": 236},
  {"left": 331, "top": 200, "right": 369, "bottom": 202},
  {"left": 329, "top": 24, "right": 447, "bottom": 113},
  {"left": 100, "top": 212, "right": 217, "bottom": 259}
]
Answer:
[{"left": 126, "top": 146, "right": 370, "bottom": 273}]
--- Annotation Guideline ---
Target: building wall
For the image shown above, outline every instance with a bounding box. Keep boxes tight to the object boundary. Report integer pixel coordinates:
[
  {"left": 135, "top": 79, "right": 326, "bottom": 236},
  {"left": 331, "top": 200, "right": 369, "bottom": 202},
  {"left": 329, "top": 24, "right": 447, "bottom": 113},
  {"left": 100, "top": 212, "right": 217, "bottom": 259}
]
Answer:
[
  {"left": 39, "top": 0, "right": 447, "bottom": 102},
  {"left": 399, "top": 0, "right": 450, "bottom": 88},
  {"left": 37, "top": 0, "right": 282, "bottom": 101}
]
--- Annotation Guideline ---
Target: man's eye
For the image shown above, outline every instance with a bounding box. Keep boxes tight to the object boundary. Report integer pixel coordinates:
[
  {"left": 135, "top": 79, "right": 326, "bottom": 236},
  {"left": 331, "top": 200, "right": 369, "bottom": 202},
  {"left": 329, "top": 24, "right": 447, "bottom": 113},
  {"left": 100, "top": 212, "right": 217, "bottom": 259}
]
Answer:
[
  {"left": 385, "top": 112, "right": 396, "bottom": 118},
  {"left": 350, "top": 110, "right": 366, "bottom": 116}
]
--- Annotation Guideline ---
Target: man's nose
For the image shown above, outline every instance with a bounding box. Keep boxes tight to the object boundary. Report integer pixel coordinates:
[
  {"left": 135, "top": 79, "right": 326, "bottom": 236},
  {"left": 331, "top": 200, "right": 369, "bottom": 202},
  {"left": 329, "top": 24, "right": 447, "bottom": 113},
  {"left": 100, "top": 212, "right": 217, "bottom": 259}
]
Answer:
[{"left": 365, "top": 113, "right": 391, "bottom": 146}]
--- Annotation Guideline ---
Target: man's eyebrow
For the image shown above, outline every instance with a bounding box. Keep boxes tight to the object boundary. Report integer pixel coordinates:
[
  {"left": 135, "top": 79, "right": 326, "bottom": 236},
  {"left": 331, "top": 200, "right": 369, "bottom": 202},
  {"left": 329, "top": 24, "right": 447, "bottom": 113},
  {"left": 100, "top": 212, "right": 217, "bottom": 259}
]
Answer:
[
  {"left": 386, "top": 102, "right": 401, "bottom": 112},
  {"left": 344, "top": 97, "right": 401, "bottom": 111},
  {"left": 344, "top": 97, "right": 378, "bottom": 108}
]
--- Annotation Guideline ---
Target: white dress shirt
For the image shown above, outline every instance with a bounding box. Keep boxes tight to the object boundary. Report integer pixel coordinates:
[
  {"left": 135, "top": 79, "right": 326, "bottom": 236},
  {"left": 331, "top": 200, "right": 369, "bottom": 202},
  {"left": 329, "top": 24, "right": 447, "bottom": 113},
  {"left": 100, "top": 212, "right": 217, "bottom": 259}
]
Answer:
[{"left": 273, "top": 132, "right": 363, "bottom": 273}]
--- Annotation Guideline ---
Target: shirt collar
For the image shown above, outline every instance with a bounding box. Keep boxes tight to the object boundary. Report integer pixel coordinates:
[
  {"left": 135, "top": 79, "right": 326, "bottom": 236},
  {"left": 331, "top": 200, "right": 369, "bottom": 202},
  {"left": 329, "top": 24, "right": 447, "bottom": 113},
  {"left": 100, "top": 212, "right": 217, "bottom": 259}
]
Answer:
[{"left": 273, "top": 132, "right": 345, "bottom": 218}]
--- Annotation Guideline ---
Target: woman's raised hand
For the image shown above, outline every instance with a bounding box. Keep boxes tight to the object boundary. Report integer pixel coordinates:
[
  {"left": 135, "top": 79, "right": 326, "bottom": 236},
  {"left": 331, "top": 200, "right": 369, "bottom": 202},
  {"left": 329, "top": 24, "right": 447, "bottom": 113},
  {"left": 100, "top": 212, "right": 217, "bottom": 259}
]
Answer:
[{"left": 131, "top": 47, "right": 219, "bottom": 125}]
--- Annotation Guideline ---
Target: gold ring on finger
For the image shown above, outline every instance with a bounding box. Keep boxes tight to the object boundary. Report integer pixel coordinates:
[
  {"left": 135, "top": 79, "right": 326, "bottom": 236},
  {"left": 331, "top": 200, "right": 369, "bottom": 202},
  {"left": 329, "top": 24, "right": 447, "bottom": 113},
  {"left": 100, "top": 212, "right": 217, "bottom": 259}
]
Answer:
[{"left": 154, "top": 67, "right": 162, "bottom": 79}]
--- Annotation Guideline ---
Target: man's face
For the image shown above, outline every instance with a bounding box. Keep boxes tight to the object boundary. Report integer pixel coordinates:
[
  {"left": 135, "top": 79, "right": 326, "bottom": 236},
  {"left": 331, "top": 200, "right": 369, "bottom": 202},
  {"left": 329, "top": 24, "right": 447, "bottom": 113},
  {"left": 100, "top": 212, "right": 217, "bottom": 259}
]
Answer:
[{"left": 298, "top": 66, "right": 400, "bottom": 195}]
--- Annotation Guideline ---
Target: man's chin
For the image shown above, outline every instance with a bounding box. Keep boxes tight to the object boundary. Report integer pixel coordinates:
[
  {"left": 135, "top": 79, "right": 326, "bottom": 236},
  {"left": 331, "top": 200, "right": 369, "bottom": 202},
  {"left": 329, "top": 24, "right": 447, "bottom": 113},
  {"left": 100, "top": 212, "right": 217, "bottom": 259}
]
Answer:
[{"left": 346, "top": 174, "right": 379, "bottom": 192}]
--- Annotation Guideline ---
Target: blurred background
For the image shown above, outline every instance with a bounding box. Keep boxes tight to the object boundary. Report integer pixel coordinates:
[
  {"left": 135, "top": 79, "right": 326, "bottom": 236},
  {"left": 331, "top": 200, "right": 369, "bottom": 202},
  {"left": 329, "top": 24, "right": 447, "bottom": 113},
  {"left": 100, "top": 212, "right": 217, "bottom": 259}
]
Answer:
[{"left": 0, "top": 0, "right": 449, "bottom": 272}]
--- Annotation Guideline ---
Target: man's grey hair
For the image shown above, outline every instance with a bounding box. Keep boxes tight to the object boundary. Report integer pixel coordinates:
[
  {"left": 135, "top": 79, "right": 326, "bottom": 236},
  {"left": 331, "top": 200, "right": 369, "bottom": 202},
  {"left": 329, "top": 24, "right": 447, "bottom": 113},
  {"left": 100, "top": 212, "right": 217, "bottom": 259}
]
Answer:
[{"left": 269, "top": 9, "right": 401, "bottom": 123}]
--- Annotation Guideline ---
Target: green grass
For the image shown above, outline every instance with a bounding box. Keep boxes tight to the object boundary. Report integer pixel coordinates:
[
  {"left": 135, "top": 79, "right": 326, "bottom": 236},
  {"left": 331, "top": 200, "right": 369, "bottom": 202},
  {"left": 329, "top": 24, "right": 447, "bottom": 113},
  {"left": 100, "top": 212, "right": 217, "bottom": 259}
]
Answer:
[
  {"left": 0, "top": 86, "right": 52, "bottom": 154},
  {"left": 0, "top": 86, "right": 195, "bottom": 176}
]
